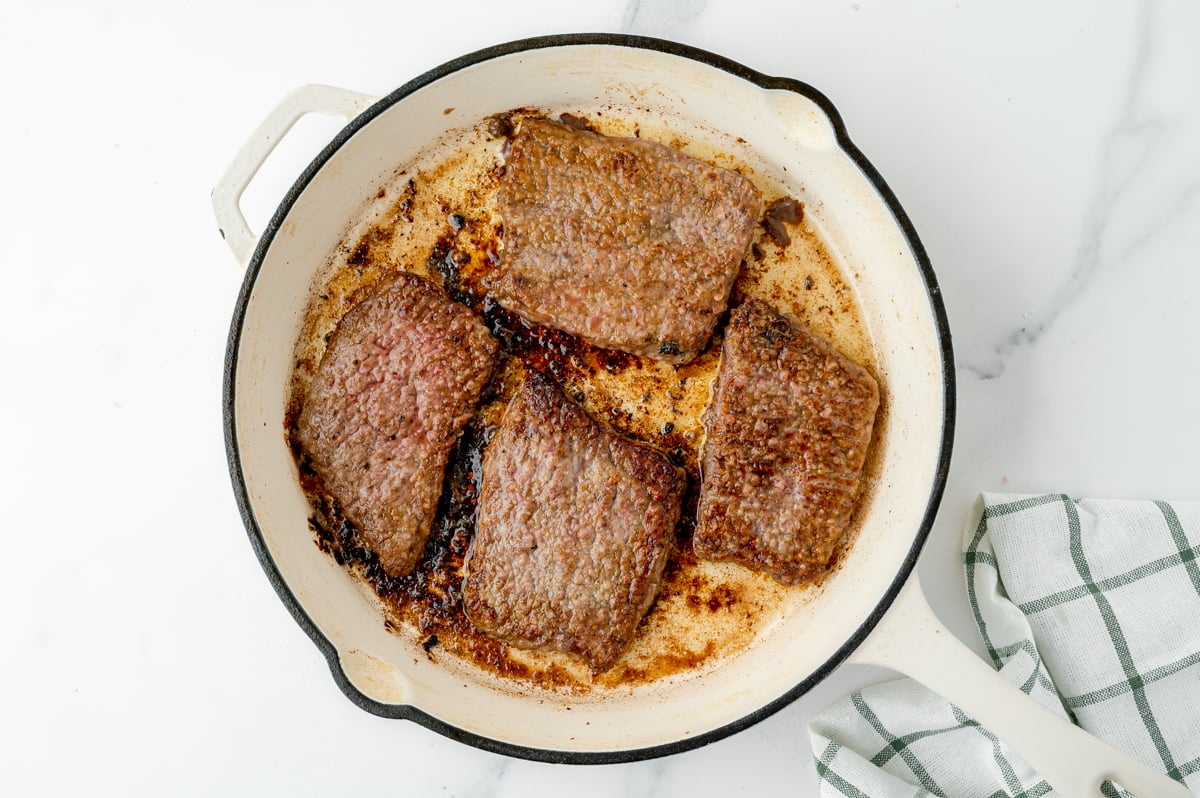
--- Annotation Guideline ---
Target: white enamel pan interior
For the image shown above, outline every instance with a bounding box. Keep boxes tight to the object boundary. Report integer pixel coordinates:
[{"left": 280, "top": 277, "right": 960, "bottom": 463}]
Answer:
[{"left": 215, "top": 36, "right": 1188, "bottom": 798}]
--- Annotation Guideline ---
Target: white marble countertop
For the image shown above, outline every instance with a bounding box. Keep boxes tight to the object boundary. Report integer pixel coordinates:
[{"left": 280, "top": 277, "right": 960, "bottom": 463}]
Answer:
[{"left": 3, "top": 1, "right": 1197, "bottom": 794}]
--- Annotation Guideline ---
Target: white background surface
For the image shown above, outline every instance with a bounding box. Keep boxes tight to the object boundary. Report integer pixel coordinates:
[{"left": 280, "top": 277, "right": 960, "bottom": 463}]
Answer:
[{"left": 3, "top": 1, "right": 1198, "bottom": 795}]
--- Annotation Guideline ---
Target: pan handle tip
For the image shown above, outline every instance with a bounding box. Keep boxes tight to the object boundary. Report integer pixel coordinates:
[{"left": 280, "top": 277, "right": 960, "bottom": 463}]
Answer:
[
  {"left": 850, "top": 570, "right": 1191, "bottom": 797},
  {"left": 211, "top": 84, "right": 377, "bottom": 267}
]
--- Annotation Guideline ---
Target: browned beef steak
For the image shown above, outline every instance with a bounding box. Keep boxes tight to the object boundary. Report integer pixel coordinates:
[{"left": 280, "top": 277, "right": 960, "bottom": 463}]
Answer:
[
  {"left": 490, "top": 118, "right": 762, "bottom": 364},
  {"left": 295, "top": 273, "right": 499, "bottom": 578},
  {"left": 694, "top": 300, "right": 879, "bottom": 586},
  {"left": 463, "top": 373, "right": 686, "bottom": 671}
]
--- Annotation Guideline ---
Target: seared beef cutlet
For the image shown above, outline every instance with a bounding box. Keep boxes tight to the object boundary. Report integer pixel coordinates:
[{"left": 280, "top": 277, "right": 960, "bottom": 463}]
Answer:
[
  {"left": 491, "top": 118, "right": 762, "bottom": 364},
  {"left": 295, "top": 273, "right": 499, "bottom": 578},
  {"left": 463, "top": 373, "right": 686, "bottom": 671},
  {"left": 694, "top": 300, "right": 879, "bottom": 586}
]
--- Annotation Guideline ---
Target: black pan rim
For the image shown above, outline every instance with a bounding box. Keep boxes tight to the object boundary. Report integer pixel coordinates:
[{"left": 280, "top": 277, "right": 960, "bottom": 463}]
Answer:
[{"left": 222, "top": 31, "right": 956, "bottom": 766}]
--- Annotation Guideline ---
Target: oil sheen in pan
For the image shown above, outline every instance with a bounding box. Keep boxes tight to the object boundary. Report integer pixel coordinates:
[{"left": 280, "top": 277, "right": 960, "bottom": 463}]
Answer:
[{"left": 286, "top": 106, "right": 887, "bottom": 694}]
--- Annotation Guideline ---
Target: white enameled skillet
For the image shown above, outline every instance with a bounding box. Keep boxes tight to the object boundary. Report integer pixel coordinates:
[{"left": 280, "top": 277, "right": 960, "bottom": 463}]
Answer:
[{"left": 215, "top": 35, "right": 1187, "bottom": 798}]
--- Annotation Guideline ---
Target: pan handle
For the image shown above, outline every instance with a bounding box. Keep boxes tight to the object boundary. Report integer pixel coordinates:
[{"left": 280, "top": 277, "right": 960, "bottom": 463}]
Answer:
[
  {"left": 211, "top": 84, "right": 377, "bottom": 266},
  {"left": 849, "top": 575, "right": 1190, "bottom": 797}
]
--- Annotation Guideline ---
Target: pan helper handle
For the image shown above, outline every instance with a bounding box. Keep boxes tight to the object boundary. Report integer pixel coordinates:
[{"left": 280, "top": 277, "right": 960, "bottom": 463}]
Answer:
[{"left": 212, "top": 84, "right": 378, "bottom": 266}]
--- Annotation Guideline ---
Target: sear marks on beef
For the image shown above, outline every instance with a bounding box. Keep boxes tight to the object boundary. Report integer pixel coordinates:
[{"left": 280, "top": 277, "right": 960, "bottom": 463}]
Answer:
[
  {"left": 694, "top": 300, "right": 879, "bottom": 586},
  {"left": 295, "top": 272, "right": 499, "bottom": 578},
  {"left": 490, "top": 118, "right": 762, "bottom": 364},
  {"left": 463, "top": 372, "right": 686, "bottom": 671}
]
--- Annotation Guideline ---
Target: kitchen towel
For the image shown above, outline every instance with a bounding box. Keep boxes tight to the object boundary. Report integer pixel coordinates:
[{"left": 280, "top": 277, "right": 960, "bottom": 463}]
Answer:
[{"left": 809, "top": 494, "right": 1200, "bottom": 797}]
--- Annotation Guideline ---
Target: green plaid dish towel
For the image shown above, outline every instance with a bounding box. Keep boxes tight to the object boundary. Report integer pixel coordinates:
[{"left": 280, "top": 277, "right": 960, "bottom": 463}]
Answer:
[{"left": 808, "top": 493, "right": 1200, "bottom": 797}]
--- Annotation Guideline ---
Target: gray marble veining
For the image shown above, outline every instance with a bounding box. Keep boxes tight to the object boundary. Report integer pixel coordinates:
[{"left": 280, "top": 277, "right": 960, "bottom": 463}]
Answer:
[
  {"left": 960, "top": 0, "right": 1199, "bottom": 381},
  {"left": 621, "top": 0, "right": 708, "bottom": 36}
]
